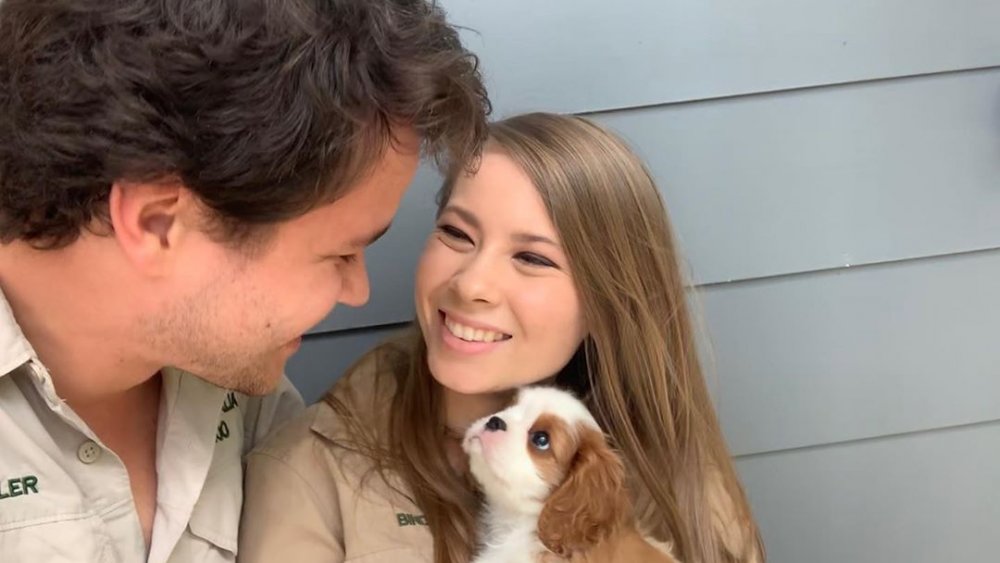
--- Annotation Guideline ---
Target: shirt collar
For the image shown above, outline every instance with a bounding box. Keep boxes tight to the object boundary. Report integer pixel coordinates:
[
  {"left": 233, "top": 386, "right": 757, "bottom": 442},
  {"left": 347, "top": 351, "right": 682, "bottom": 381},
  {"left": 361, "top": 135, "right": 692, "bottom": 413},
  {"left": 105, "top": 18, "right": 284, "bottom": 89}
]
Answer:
[{"left": 0, "top": 286, "right": 36, "bottom": 379}]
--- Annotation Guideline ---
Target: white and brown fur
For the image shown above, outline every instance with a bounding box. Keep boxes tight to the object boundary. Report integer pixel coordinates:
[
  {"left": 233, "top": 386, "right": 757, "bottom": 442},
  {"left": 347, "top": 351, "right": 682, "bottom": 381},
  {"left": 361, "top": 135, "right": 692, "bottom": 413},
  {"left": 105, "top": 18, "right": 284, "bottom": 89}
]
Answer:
[{"left": 463, "top": 386, "right": 679, "bottom": 563}]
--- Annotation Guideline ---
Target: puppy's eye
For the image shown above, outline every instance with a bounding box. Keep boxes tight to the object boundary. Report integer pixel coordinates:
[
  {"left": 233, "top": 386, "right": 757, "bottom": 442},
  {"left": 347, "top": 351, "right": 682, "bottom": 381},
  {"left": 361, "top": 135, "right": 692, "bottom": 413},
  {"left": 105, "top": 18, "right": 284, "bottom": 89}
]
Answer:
[{"left": 530, "top": 431, "right": 550, "bottom": 451}]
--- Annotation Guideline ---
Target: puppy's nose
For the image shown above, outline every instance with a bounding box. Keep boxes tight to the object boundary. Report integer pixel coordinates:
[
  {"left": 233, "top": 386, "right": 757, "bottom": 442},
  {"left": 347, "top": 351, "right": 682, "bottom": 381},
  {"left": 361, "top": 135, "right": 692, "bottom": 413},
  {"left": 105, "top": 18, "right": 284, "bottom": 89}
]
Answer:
[{"left": 485, "top": 416, "right": 507, "bottom": 432}]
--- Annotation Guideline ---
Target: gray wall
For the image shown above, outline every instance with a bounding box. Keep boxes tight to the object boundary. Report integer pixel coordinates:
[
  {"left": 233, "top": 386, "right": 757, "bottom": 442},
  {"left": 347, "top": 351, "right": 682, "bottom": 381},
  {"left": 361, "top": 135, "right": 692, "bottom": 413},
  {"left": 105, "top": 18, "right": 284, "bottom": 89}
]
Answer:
[{"left": 286, "top": 2, "right": 1000, "bottom": 561}]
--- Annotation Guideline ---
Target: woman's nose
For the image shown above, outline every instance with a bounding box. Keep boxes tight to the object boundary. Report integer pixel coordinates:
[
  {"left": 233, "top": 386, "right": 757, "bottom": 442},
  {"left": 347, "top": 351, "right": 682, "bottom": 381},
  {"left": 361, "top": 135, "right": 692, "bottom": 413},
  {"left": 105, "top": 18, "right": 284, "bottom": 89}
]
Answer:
[{"left": 450, "top": 255, "right": 501, "bottom": 305}]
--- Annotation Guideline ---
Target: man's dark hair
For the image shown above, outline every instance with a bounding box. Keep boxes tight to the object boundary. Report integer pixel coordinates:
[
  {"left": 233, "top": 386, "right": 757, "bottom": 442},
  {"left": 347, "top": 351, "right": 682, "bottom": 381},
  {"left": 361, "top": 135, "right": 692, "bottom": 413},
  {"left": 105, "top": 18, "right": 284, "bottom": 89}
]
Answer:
[{"left": 0, "top": 0, "right": 490, "bottom": 249}]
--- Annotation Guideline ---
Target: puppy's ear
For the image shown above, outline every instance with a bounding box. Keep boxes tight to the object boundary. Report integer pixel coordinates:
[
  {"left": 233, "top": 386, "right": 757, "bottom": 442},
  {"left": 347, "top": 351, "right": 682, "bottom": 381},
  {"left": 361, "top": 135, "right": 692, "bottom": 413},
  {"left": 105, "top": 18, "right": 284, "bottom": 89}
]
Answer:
[{"left": 537, "top": 426, "right": 630, "bottom": 557}]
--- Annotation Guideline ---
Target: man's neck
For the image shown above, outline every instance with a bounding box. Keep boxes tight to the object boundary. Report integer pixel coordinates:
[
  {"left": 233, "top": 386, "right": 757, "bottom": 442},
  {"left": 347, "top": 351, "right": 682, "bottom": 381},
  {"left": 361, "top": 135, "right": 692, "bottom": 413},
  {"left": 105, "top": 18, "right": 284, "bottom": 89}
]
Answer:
[{"left": 0, "top": 241, "right": 160, "bottom": 408}]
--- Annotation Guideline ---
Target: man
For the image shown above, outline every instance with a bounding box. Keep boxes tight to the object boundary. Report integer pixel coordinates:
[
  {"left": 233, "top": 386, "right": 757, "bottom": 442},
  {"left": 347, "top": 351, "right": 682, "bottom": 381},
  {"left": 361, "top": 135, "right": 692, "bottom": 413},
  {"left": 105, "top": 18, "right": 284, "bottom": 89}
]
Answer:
[{"left": 0, "top": 0, "right": 489, "bottom": 561}]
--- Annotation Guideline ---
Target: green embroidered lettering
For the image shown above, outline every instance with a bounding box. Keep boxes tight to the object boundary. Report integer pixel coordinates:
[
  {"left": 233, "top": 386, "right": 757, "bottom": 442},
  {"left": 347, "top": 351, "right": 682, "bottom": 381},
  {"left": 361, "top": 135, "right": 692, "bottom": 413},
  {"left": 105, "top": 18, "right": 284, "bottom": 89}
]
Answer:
[
  {"left": 0, "top": 476, "right": 38, "bottom": 500},
  {"left": 396, "top": 512, "right": 427, "bottom": 527}
]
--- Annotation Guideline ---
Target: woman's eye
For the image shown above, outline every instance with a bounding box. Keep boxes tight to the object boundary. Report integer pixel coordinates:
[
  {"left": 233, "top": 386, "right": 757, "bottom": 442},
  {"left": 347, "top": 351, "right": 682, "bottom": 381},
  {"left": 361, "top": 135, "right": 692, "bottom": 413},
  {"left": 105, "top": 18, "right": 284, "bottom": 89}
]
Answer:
[
  {"left": 530, "top": 431, "right": 551, "bottom": 451},
  {"left": 437, "top": 224, "right": 472, "bottom": 243},
  {"left": 515, "top": 252, "right": 557, "bottom": 268}
]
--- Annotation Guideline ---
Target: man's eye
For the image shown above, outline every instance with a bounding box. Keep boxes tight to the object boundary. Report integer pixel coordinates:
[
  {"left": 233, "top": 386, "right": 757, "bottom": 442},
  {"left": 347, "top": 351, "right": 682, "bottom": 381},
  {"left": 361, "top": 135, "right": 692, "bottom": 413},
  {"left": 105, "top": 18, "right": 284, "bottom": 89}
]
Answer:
[
  {"left": 340, "top": 254, "right": 359, "bottom": 264},
  {"left": 530, "top": 431, "right": 550, "bottom": 451}
]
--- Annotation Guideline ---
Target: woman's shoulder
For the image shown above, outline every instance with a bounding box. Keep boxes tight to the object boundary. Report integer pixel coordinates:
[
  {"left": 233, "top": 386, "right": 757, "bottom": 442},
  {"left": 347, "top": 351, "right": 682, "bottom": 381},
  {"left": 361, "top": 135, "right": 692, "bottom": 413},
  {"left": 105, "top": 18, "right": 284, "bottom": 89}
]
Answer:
[
  {"left": 246, "top": 400, "right": 335, "bottom": 471},
  {"left": 323, "top": 335, "right": 412, "bottom": 435},
  {"left": 631, "top": 463, "right": 762, "bottom": 563},
  {"left": 249, "top": 333, "right": 411, "bottom": 466},
  {"left": 241, "top": 334, "right": 433, "bottom": 563},
  {"left": 705, "top": 465, "right": 763, "bottom": 563},
  {"left": 327, "top": 338, "right": 407, "bottom": 405}
]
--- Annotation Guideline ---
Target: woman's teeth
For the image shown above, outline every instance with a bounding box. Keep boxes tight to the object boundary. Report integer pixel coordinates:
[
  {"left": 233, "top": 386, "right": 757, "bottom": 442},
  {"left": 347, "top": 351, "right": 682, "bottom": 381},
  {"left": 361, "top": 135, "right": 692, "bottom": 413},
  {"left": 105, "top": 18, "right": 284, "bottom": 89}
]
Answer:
[{"left": 444, "top": 317, "right": 510, "bottom": 343}]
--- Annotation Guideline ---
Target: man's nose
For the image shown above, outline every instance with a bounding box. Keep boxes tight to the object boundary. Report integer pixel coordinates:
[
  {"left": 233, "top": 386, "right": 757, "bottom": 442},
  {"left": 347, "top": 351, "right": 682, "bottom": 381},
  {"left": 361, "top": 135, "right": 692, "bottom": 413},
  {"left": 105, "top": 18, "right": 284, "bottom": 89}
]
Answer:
[
  {"left": 339, "top": 255, "right": 370, "bottom": 307},
  {"left": 484, "top": 416, "right": 507, "bottom": 432}
]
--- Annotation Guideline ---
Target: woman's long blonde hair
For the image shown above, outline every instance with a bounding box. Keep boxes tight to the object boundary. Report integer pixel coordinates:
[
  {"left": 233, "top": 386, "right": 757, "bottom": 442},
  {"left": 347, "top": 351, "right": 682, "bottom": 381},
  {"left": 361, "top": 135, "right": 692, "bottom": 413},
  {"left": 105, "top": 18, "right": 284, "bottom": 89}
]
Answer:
[{"left": 327, "top": 113, "right": 764, "bottom": 563}]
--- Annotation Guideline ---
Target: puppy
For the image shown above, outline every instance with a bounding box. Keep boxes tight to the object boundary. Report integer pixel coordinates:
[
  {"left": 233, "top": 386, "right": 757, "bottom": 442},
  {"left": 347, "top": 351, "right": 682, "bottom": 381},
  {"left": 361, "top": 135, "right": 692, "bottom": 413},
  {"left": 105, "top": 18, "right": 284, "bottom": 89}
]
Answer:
[{"left": 463, "top": 386, "right": 678, "bottom": 563}]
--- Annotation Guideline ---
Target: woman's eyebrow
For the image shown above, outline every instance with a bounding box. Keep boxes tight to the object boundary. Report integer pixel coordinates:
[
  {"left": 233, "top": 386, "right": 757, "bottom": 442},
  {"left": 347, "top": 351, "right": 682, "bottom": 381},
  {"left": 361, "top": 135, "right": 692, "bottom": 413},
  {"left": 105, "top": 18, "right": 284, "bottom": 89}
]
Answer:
[
  {"left": 443, "top": 204, "right": 559, "bottom": 246},
  {"left": 512, "top": 232, "right": 557, "bottom": 246},
  {"left": 440, "top": 204, "right": 480, "bottom": 229}
]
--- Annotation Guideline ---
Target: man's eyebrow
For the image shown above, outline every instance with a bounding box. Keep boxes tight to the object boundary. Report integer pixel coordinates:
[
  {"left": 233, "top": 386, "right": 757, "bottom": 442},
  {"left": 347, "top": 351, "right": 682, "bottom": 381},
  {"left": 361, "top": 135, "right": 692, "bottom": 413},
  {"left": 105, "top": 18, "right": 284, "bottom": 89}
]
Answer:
[{"left": 349, "top": 222, "right": 392, "bottom": 248}]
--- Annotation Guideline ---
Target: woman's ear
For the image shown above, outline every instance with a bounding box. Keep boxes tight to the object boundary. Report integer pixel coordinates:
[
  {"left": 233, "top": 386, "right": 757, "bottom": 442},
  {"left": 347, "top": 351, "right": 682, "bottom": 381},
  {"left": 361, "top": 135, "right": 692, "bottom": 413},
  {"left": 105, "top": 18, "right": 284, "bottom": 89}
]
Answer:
[{"left": 536, "top": 426, "right": 630, "bottom": 557}]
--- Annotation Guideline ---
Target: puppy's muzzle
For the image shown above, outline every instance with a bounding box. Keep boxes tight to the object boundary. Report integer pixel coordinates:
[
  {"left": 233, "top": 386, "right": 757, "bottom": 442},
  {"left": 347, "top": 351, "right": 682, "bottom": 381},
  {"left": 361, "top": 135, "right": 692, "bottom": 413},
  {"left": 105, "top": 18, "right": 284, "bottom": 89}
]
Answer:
[{"left": 485, "top": 416, "right": 507, "bottom": 432}]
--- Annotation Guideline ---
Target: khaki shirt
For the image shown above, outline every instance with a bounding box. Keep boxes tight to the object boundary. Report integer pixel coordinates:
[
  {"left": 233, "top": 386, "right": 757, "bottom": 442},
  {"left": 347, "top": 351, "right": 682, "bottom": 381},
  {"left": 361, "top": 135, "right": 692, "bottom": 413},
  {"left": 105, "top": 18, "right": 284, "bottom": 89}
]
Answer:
[
  {"left": 239, "top": 346, "right": 761, "bottom": 563},
  {"left": 0, "top": 291, "right": 304, "bottom": 562},
  {"left": 239, "top": 350, "right": 434, "bottom": 563}
]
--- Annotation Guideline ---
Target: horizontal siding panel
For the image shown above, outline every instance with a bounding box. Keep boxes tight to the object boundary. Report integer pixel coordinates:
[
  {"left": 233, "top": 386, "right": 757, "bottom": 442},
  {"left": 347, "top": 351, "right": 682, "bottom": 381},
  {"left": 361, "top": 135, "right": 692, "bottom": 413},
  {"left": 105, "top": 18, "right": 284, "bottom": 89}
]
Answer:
[
  {"left": 312, "top": 69, "right": 1000, "bottom": 332},
  {"left": 736, "top": 421, "right": 1000, "bottom": 562},
  {"left": 444, "top": 0, "right": 1000, "bottom": 114},
  {"left": 596, "top": 68, "right": 1000, "bottom": 285},
  {"left": 706, "top": 249, "right": 1000, "bottom": 457}
]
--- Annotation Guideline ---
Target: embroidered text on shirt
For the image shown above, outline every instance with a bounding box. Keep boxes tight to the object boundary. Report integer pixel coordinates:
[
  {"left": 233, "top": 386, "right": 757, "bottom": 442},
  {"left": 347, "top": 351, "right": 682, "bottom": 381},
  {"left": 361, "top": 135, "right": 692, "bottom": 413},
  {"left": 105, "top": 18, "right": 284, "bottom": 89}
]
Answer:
[
  {"left": 0, "top": 475, "right": 39, "bottom": 500},
  {"left": 222, "top": 392, "right": 239, "bottom": 413},
  {"left": 216, "top": 391, "right": 240, "bottom": 443},
  {"left": 396, "top": 513, "right": 428, "bottom": 527}
]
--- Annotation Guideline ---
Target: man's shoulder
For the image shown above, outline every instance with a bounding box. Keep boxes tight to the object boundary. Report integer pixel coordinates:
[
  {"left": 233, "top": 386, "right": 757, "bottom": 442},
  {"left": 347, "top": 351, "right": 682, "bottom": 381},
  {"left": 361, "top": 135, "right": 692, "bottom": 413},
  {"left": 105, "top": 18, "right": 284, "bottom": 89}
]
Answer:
[{"left": 165, "top": 368, "right": 305, "bottom": 455}]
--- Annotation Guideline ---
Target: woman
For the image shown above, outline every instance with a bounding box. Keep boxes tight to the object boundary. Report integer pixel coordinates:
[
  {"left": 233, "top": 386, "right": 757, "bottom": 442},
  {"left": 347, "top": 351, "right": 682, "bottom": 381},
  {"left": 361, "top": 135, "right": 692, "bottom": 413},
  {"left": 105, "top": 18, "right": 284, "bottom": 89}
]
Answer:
[{"left": 238, "top": 113, "right": 765, "bottom": 563}]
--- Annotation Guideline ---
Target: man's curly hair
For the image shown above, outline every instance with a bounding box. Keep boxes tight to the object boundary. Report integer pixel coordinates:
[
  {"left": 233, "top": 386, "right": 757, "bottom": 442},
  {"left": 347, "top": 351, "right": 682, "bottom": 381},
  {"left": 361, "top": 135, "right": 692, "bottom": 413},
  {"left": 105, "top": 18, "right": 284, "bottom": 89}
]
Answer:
[{"left": 0, "top": 0, "right": 490, "bottom": 249}]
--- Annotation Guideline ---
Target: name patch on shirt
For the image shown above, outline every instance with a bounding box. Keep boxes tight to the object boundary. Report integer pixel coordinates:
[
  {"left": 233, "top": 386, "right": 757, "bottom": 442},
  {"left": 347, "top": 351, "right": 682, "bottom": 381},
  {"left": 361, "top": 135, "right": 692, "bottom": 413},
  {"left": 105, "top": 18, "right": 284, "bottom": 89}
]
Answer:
[
  {"left": 222, "top": 391, "right": 239, "bottom": 413},
  {"left": 396, "top": 513, "right": 427, "bottom": 527},
  {"left": 0, "top": 475, "right": 39, "bottom": 500},
  {"left": 216, "top": 391, "right": 240, "bottom": 443}
]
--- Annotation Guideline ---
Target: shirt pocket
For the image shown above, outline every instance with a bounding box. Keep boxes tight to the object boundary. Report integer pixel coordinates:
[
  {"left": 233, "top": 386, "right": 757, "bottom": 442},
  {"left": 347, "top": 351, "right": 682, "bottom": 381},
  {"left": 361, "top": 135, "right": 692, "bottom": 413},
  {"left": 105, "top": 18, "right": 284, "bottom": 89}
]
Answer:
[
  {"left": 345, "top": 547, "right": 431, "bottom": 563},
  {"left": 0, "top": 513, "right": 118, "bottom": 562},
  {"left": 183, "top": 457, "right": 242, "bottom": 561}
]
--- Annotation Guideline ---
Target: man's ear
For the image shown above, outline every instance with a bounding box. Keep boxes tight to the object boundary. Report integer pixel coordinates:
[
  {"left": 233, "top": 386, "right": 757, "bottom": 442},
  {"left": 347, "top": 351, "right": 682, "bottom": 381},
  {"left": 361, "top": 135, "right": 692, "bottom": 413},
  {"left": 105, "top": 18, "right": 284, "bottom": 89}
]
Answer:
[{"left": 108, "top": 180, "right": 191, "bottom": 272}]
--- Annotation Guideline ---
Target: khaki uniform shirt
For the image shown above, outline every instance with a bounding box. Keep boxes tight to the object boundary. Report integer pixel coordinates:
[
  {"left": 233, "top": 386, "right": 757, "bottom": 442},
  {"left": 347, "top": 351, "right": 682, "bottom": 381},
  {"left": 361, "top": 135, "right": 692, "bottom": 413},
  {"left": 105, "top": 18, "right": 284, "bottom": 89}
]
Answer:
[
  {"left": 239, "top": 350, "right": 434, "bottom": 563},
  {"left": 239, "top": 345, "right": 761, "bottom": 563},
  {"left": 0, "top": 292, "right": 304, "bottom": 562}
]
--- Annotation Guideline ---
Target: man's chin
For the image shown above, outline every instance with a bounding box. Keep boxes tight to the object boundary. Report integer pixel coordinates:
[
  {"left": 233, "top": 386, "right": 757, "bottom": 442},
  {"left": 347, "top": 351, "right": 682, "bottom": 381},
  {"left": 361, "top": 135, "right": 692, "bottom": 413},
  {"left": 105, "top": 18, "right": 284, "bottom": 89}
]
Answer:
[
  {"left": 201, "top": 364, "right": 285, "bottom": 396},
  {"left": 235, "top": 378, "right": 281, "bottom": 396},
  {"left": 234, "top": 368, "right": 286, "bottom": 396}
]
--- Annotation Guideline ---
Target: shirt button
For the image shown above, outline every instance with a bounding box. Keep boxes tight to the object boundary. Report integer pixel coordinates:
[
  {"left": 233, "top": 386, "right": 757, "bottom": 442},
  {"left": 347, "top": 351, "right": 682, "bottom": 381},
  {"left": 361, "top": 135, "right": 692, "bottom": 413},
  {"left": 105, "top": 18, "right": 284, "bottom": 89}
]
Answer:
[{"left": 77, "top": 440, "right": 102, "bottom": 464}]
